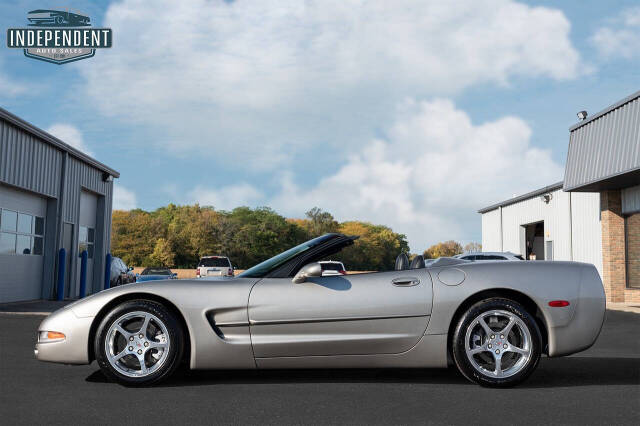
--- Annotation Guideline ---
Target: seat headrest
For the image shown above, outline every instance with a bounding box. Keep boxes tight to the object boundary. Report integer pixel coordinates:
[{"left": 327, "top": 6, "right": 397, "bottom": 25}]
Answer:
[
  {"left": 395, "top": 253, "right": 410, "bottom": 271},
  {"left": 410, "top": 255, "right": 425, "bottom": 269}
]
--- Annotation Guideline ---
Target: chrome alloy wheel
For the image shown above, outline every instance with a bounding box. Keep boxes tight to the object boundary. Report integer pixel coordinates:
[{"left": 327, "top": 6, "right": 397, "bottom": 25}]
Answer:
[
  {"left": 105, "top": 311, "right": 171, "bottom": 378},
  {"left": 464, "top": 309, "right": 532, "bottom": 378}
]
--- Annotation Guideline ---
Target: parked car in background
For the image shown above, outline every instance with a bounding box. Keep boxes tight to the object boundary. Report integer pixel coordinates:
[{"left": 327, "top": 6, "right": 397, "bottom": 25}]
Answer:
[
  {"left": 319, "top": 260, "right": 346, "bottom": 276},
  {"left": 196, "top": 256, "right": 234, "bottom": 278},
  {"left": 455, "top": 252, "right": 524, "bottom": 261},
  {"left": 110, "top": 257, "right": 135, "bottom": 287},
  {"left": 136, "top": 267, "right": 177, "bottom": 283}
]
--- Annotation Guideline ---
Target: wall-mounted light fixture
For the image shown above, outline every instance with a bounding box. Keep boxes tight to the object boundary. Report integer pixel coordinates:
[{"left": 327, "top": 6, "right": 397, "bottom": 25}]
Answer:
[
  {"left": 102, "top": 172, "right": 113, "bottom": 182},
  {"left": 577, "top": 110, "right": 588, "bottom": 120},
  {"left": 540, "top": 193, "right": 553, "bottom": 204}
]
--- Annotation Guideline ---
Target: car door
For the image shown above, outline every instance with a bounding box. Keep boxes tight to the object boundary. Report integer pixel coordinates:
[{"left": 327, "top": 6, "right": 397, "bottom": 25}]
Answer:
[{"left": 248, "top": 268, "right": 433, "bottom": 358}]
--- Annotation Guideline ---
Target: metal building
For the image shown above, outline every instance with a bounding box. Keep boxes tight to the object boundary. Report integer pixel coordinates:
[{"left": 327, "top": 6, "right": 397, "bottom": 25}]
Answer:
[
  {"left": 0, "top": 107, "right": 119, "bottom": 303},
  {"left": 479, "top": 183, "right": 603, "bottom": 276},
  {"left": 479, "top": 90, "right": 640, "bottom": 303}
]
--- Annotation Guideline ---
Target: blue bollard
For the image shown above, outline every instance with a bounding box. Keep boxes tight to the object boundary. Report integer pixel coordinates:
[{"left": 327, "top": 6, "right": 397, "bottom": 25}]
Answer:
[
  {"left": 56, "top": 248, "right": 66, "bottom": 301},
  {"left": 104, "top": 253, "right": 112, "bottom": 290},
  {"left": 79, "top": 250, "right": 88, "bottom": 298}
]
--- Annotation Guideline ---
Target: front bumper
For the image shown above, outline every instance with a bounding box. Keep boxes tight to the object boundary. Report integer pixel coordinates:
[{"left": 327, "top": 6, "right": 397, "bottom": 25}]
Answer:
[{"left": 35, "top": 307, "right": 94, "bottom": 364}]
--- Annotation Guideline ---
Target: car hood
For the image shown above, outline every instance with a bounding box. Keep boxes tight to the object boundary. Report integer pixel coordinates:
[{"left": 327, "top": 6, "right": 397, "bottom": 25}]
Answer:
[{"left": 57, "top": 275, "right": 255, "bottom": 319}]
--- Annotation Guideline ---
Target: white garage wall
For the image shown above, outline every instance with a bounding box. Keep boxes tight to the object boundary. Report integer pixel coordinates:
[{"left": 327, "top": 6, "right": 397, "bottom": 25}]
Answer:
[
  {"left": 570, "top": 192, "right": 602, "bottom": 276},
  {"left": 500, "top": 188, "right": 572, "bottom": 261},
  {"left": 480, "top": 189, "right": 602, "bottom": 277},
  {"left": 481, "top": 209, "right": 502, "bottom": 252}
]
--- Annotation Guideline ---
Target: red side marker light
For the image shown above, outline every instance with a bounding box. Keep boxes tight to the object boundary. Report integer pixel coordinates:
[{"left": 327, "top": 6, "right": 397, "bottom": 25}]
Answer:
[{"left": 549, "top": 300, "right": 570, "bottom": 307}]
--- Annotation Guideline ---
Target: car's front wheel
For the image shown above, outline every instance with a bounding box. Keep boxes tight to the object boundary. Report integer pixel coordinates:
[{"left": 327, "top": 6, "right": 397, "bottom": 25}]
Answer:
[
  {"left": 95, "top": 300, "right": 184, "bottom": 386},
  {"left": 452, "top": 297, "right": 542, "bottom": 387}
]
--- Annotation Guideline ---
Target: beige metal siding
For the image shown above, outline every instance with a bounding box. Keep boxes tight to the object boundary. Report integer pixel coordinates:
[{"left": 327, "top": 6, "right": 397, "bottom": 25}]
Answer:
[
  {"left": 570, "top": 192, "right": 602, "bottom": 276},
  {"left": 565, "top": 94, "right": 640, "bottom": 191},
  {"left": 0, "top": 119, "right": 62, "bottom": 198}
]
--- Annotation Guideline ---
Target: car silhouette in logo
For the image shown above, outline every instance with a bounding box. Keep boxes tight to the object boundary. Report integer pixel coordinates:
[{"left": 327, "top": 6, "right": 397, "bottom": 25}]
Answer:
[{"left": 27, "top": 9, "right": 90, "bottom": 26}]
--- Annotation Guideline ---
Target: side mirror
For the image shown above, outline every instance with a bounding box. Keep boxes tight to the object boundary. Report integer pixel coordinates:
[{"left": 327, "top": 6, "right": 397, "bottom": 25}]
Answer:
[
  {"left": 292, "top": 262, "right": 322, "bottom": 284},
  {"left": 128, "top": 266, "right": 134, "bottom": 272}
]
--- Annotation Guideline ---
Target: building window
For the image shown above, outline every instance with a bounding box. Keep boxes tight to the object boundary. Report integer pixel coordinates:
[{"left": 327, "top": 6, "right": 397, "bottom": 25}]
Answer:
[
  {"left": 79, "top": 226, "right": 95, "bottom": 259},
  {"left": 0, "top": 208, "right": 45, "bottom": 255}
]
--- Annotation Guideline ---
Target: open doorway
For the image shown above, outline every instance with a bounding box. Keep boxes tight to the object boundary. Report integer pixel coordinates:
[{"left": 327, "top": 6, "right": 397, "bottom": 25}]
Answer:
[{"left": 521, "top": 221, "right": 544, "bottom": 260}]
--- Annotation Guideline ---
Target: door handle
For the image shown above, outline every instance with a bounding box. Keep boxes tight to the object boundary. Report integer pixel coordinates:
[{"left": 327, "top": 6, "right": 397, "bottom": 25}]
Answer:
[{"left": 392, "top": 277, "right": 420, "bottom": 286}]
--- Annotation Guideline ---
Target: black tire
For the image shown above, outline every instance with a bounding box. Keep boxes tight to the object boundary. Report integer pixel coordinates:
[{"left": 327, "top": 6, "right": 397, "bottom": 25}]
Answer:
[
  {"left": 452, "top": 297, "right": 542, "bottom": 387},
  {"left": 94, "top": 300, "right": 184, "bottom": 386}
]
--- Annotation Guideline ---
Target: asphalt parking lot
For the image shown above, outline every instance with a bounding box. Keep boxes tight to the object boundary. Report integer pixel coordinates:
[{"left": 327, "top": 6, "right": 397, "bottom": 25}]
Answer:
[{"left": 0, "top": 309, "right": 638, "bottom": 426}]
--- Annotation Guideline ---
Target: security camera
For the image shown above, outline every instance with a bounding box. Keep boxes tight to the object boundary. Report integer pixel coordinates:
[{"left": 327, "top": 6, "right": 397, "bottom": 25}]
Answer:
[{"left": 577, "top": 110, "right": 588, "bottom": 120}]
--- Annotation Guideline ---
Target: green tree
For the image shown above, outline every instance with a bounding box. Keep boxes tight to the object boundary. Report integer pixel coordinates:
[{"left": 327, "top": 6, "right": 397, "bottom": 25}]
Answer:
[
  {"left": 464, "top": 242, "right": 482, "bottom": 253},
  {"left": 305, "top": 207, "right": 339, "bottom": 236},
  {"left": 423, "top": 240, "right": 463, "bottom": 259},
  {"left": 111, "top": 204, "right": 410, "bottom": 271},
  {"left": 333, "top": 221, "right": 409, "bottom": 271},
  {"left": 149, "top": 238, "right": 176, "bottom": 267}
]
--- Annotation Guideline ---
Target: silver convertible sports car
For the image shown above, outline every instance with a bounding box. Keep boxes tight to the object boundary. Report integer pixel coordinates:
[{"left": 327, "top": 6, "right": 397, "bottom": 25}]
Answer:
[{"left": 35, "top": 233, "right": 606, "bottom": 387}]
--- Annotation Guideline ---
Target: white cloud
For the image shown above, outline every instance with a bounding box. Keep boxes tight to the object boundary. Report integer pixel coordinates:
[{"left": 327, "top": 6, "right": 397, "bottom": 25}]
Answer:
[
  {"left": 78, "top": 0, "right": 581, "bottom": 168},
  {"left": 188, "top": 183, "right": 264, "bottom": 211},
  {"left": 591, "top": 7, "right": 640, "bottom": 60},
  {"left": 46, "top": 124, "right": 94, "bottom": 156},
  {"left": 113, "top": 184, "right": 137, "bottom": 210},
  {"left": 0, "top": 57, "right": 26, "bottom": 98},
  {"left": 229, "top": 99, "right": 563, "bottom": 250}
]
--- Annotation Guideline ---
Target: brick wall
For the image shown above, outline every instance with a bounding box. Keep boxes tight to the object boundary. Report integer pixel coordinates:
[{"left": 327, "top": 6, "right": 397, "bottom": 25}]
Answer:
[
  {"left": 600, "top": 191, "right": 626, "bottom": 302},
  {"left": 624, "top": 213, "right": 640, "bottom": 303},
  {"left": 600, "top": 191, "right": 640, "bottom": 303}
]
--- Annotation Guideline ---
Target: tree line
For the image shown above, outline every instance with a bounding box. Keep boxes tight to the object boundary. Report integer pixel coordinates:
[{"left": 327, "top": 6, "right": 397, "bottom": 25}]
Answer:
[{"left": 111, "top": 204, "right": 480, "bottom": 271}]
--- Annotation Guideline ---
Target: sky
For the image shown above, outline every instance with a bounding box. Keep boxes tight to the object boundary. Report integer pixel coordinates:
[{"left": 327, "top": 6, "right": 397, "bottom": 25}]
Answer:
[{"left": 1, "top": 0, "right": 639, "bottom": 251}]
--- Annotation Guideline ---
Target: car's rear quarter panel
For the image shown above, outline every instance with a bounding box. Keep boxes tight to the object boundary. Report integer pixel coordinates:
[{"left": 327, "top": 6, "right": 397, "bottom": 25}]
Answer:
[{"left": 426, "top": 261, "right": 605, "bottom": 357}]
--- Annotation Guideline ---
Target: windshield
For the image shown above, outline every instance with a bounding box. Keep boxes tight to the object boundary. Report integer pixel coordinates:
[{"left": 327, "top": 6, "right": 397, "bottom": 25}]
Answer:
[
  {"left": 142, "top": 268, "right": 171, "bottom": 275},
  {"left": 199, "top": 258, "right": 230, "bottom": 267},
  {"left": 239, "top": 234, "right": 337, "bottom": 278}
]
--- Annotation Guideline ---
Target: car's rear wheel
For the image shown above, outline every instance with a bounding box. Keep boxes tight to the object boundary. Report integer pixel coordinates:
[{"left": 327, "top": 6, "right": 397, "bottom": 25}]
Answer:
[
  {"left": 95, "top": 300, "right": 184, "bottom": 386},
  {"left": 452, "top": 298, "right": 541, "bottom": 387}
]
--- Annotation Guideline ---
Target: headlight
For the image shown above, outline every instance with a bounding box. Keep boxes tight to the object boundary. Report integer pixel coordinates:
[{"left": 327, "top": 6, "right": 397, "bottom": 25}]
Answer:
[{"left": 38, "top": 331, "right": 66, "bottom": 342}]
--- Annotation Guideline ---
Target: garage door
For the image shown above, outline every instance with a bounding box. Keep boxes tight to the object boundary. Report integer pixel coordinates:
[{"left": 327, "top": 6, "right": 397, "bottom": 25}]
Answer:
[{"left": 0, "top": 184, "right": 47, "bottom": 302}]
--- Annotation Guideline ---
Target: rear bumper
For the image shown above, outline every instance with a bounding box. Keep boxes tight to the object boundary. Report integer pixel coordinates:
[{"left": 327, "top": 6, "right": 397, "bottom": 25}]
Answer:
[
  {"left": 35, "top": 307, "right": 93, "bottom": 364},
  {"left": 548, "top": 265, "right": 606, "bottom": 357}
]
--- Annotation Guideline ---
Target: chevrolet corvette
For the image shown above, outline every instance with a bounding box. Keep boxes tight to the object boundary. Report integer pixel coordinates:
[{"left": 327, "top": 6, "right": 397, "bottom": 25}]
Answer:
[{"left": 35, "top": 233, "right": 605, "bottom": 387}]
